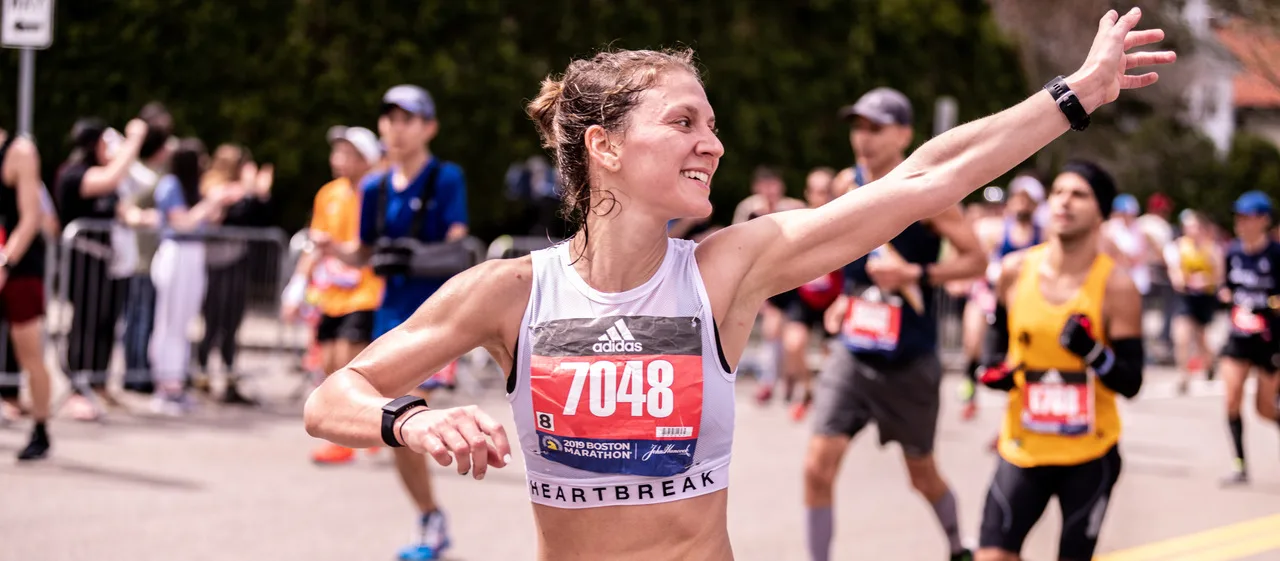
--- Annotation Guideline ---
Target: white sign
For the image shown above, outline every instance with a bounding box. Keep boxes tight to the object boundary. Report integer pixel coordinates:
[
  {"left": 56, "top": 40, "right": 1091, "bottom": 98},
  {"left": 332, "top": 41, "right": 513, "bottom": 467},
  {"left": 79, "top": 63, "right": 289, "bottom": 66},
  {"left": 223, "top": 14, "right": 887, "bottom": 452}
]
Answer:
[{"left": 2, "top": 0, "right": 54, "bottom": 49}]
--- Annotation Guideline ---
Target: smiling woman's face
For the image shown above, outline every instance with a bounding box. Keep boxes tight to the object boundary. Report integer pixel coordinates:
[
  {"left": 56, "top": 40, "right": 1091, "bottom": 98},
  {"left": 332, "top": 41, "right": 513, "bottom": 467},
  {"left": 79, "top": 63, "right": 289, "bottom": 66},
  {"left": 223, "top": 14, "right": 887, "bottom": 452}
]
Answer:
[{"left": 600, "top": 69, "right": 725, "bottom": 220}]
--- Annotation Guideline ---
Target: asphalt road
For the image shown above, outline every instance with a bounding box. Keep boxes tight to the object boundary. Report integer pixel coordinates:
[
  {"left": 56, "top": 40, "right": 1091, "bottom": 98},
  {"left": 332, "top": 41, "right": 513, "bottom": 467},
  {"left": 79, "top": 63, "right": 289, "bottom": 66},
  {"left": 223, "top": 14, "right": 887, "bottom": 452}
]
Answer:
[{"left": 4, "top": 353, "right": 1280, "bottom": 561}]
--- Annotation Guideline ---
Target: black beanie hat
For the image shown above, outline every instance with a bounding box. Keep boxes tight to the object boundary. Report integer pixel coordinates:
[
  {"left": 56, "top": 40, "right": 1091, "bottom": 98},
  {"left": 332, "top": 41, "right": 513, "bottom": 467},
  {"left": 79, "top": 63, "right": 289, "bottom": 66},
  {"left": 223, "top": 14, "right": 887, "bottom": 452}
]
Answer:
[{"left": 1061, "top": 160, "right": 1117, "bottom": 217}]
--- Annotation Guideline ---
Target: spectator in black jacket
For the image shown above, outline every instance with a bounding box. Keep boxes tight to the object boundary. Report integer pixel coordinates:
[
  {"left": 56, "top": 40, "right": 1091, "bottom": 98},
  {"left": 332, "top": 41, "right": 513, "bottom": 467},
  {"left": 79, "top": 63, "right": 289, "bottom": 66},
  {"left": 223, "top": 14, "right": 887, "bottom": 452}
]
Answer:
[{"left": 196, "top": 143, "right": 273, "bottom": 404}]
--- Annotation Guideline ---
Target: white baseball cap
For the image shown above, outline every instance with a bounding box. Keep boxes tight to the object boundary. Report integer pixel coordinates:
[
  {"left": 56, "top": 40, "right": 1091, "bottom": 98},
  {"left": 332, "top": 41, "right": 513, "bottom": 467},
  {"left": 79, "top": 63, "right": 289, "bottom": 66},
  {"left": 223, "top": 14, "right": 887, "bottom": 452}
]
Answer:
[
  {"left": 1008, "top": 174, "right": 1045, "bottom": 204},
  {"left": 326, "top": 126, "right": 382, "bottom": 165}
]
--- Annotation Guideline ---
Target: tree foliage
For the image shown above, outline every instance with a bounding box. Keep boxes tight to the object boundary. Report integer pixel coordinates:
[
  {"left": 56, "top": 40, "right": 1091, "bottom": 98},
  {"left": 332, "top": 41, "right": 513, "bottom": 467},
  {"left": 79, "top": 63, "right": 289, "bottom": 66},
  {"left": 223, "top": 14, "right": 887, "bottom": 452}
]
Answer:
[{"left": 0, "top": 0, "right": 1025, "bottom": 238}]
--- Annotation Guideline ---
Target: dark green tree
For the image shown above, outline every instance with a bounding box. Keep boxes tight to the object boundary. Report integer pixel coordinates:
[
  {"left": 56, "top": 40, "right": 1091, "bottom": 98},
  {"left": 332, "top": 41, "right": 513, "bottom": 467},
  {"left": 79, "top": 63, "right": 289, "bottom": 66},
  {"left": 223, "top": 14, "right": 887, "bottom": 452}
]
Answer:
[{"left": 1, "top": 0, "right": 1025, "bottom": 238}]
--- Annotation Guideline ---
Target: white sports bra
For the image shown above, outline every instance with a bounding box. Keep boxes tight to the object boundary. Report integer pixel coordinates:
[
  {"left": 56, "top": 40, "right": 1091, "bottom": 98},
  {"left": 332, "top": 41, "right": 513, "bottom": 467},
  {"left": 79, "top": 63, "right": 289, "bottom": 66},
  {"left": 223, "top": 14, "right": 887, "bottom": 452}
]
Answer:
[{"left": 508, "top": 238, "right": 737, "bottom": 509}]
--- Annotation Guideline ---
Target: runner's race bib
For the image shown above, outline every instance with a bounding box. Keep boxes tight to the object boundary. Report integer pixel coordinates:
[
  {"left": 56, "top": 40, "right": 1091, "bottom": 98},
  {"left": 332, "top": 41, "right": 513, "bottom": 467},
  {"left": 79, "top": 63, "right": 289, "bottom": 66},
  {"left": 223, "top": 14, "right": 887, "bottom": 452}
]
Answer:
[
  {"left": 1020, "top": 369, "right": 1094, "bottom": 437},
  {"left": 841, "top": 290, "right": 902, "bottom": 353},
  {"left": 529, "top": 315, "right": 703, "bottom": 477},
  {"left": 1231, "top": 306, "right": 1269, "bottom": 336}
]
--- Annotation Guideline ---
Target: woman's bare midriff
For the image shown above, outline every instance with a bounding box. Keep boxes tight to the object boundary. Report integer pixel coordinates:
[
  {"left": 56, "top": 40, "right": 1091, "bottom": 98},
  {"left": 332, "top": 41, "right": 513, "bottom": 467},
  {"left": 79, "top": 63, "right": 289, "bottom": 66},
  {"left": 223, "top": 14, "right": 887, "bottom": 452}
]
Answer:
[{"left": 531, "top": 489, "right": 733, "bottom": 561}]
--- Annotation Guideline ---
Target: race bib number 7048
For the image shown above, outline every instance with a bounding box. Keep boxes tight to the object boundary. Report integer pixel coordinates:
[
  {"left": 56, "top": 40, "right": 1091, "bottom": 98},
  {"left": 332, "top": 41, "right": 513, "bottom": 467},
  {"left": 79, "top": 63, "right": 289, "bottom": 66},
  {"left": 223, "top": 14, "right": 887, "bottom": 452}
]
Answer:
[{"left": 529, "top": 315, "right": 704, "bottom": 478}]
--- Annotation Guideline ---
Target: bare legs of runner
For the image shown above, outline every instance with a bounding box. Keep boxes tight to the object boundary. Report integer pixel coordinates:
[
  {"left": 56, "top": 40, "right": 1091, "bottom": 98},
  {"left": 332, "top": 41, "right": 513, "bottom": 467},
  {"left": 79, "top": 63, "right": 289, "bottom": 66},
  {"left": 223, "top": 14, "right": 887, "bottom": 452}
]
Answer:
[
  {"left": 755, "top": 304, "right": 785, "bottom": 403},
  {"left": 804, "top": 435, "right": 963, "bottom": 560},
  {"left": 960, "top": 298, "right": 987, "bottom": 420},
  {"left": 393, "top": 386, "right": 448, "bottom": 560},
  {"left": 1219, "top": 358, "right": 1278, "bottom": 483},
  {"left": 14, "top": 317, "right": 51, "bottom": 460},
  {"left": 781, "top": 321, "right": 815, "bottom": 420},
  {"left": 1173, "top": 315, "right": 1212, "bottom": 393}
]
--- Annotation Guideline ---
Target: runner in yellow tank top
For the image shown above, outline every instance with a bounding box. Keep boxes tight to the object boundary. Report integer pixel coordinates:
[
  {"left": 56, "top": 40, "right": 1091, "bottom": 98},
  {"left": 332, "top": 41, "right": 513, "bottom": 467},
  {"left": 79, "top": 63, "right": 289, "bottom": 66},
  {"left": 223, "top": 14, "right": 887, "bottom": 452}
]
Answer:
[
  {"left": 1167, "top": 210, "right": 1223, "bottom": 393},
  {"left": 975, "top": 161, "right": 1145, "bottom": 561}
]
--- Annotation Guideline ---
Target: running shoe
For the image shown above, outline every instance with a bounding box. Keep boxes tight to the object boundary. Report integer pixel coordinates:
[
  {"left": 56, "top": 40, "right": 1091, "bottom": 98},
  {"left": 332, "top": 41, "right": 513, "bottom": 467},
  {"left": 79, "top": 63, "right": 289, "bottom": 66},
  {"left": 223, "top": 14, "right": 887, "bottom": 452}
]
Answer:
[
  {"left": 960, "top": 400, "right": 977, "bottom": 421},
  {"left": 754, "top": 383, "right": 773, "bottom": 405},
  {"left": 1187, "top": 355, "right": 1204, "bottom": 374},
  {"left": 311, "top": 442, "right": 355, "bottom": 465},
  {"left": 790, "top": 399, "right": 809, "bottom": 422},
  {"left": 64, "top": 394, "right": 103, "bottom": 422},
  {"left": 1220, "top": 460, "right": 1249, "bottom": 486},
  {"left": 397, "top": 510, "right": 451, "bottom": 561},
  {"left": 149, "top": 391, "right": 195, "bottom": 416},
  {"left": 419, "top": 362, "right": 458, "bottom": 392},
  {"left": 957, "top": 378, "right": 975, "bottom": 402},
  {"left": 221, "top": 381, "right": 257, "bottom": 406}
]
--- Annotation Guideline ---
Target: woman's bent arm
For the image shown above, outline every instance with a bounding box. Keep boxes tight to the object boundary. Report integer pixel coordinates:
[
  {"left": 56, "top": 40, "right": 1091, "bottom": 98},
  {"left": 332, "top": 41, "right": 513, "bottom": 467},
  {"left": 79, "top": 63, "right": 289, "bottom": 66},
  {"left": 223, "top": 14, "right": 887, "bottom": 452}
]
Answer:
[{"left": 304, "top": 258, "right": 531, "bottom": 453}]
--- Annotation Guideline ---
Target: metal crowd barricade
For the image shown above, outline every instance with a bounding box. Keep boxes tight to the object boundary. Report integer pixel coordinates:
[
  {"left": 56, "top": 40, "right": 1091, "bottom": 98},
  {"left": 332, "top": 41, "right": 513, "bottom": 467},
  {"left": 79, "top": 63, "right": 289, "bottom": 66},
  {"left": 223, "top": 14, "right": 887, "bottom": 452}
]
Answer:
[{"left": 43, "top": 219, "right": 291, "bottom": 409}]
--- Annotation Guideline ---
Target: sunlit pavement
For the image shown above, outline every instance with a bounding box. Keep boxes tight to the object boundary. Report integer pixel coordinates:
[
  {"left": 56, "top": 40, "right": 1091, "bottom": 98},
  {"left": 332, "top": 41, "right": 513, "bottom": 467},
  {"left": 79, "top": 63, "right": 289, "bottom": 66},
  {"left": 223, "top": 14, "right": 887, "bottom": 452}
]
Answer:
[{"left": 4, "top": 351, "right": 1280, "bottom": 561}]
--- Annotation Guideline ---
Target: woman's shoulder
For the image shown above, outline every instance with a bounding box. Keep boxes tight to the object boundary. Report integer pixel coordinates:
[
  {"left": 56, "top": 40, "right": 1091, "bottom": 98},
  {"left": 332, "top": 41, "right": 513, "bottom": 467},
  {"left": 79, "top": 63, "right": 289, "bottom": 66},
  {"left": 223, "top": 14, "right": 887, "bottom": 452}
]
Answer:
[
  {"left": 458, "top": 255, "right": 535, "bottom": 327},
  {"left": 469, "top": 254, "right": 535, "bottom": 293}
]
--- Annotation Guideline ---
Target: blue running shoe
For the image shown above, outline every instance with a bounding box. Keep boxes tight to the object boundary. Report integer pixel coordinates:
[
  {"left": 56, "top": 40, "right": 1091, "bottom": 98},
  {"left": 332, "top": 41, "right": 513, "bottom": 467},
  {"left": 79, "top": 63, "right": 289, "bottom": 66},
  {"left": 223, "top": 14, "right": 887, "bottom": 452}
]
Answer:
[{"left": 397, "top": 510, "right": 450, "bottom": 561}]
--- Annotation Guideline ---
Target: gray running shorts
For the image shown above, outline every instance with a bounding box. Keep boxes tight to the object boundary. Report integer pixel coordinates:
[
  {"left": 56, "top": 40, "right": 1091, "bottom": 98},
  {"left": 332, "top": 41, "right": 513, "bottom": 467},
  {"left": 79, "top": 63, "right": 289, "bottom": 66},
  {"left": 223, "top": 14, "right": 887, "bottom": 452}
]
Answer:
[{"left": 810, "top": 341, "right": 942, "bottom": 457}]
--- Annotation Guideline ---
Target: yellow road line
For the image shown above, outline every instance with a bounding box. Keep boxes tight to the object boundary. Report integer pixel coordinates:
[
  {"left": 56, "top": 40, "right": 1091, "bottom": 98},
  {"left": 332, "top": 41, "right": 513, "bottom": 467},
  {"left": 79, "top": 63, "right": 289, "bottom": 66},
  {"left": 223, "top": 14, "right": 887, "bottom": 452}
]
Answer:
[
  {"left": 1095, "top": 514, "right": 1280, "bottom": 561},
  {"left": 1164, "top": 531, "right": 1280, "bottom": 561}
]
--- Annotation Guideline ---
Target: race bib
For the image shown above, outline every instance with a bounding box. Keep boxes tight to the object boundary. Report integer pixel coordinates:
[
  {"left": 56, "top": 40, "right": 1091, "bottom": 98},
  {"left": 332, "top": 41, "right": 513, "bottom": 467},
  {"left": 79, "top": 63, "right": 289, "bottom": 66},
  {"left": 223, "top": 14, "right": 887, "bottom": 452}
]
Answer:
[
  {"left": 841, "top": 296, "right": 902, "bottom": 352},
  {"left": 312, "top": 257, "right": 363, "bottom": 290},
  {"left": 1020, "top": 369, "right": 1094, "bottom": 437},
  {"left": 1231, "top": 306, "right": 1268, "bottom": 335},
  {"left": 529, "top": 315, "right": 703, "bottom": 477}
]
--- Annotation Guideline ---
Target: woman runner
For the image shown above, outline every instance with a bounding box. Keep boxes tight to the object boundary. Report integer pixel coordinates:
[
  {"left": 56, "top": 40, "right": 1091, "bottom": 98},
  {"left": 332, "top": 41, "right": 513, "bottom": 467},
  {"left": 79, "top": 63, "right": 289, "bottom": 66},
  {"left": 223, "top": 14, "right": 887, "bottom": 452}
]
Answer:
[{"left": 306, "top": 10, "right": 1173, "bottom": 560}]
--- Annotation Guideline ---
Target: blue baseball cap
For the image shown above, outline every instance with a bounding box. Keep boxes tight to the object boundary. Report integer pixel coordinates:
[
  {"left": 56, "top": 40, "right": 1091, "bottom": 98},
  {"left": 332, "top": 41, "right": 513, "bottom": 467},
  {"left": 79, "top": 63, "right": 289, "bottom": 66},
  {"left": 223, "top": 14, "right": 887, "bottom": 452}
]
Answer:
[
  {"left": 1112, "top": 193, "right": 1140, "bottom": 215},
  {"left": 381, "top": 85, "right": 436, "bottom": 120},
  {"left": 1234, "top": 190, "right": 1272, "bottom": 216},
  {"left": 839, "top": 87, "right": 913, "bottom": 126}
]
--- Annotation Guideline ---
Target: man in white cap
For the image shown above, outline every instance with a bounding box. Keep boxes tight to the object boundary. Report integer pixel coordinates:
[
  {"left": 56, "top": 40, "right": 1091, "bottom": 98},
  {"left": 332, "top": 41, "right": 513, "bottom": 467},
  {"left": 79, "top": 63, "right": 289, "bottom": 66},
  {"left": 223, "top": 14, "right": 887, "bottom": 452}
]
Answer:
[
  {"left": 286, "top": 125, "right": 384, "bottom": 465},
  {"left": 958, "top": 173, "right": 1047, "bottom": 419}
]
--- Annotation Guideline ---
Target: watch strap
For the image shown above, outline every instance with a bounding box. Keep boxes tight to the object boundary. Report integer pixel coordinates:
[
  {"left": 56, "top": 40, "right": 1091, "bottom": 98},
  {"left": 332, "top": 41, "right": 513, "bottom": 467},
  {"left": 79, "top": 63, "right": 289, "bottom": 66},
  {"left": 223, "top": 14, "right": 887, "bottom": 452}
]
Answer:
[
  {"left": 1043, "top": 76, "right": 1090, "bottom": 131},
  {"left": 381, "top": 395, "right": 428, "bottom": 448}
]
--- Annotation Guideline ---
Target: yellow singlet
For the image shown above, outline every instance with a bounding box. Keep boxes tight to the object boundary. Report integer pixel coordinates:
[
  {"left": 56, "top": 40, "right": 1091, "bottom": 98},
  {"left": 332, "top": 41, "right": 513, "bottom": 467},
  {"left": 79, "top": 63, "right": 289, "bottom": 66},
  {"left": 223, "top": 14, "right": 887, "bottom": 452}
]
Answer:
[
  {"left": 998, "top": 245, "right": 1120, "bottom": 468},
  {"left": 1177, "top": 237, "right": 1216, "bottom": 294}
]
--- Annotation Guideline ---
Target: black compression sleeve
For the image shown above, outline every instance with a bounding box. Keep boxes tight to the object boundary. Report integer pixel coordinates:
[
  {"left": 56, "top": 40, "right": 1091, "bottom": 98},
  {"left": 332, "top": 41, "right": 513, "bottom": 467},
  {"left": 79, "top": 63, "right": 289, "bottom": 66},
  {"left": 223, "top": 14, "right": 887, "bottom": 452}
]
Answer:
[
  {"left": 1098, "top": 337, "right": 1143, "bottom": 399},
  {"left": 982, "top": 303, "right": 1009, "bottom": 367},
  {"left": 980, "top": 303, "right": 1016, "bottom": 392}
]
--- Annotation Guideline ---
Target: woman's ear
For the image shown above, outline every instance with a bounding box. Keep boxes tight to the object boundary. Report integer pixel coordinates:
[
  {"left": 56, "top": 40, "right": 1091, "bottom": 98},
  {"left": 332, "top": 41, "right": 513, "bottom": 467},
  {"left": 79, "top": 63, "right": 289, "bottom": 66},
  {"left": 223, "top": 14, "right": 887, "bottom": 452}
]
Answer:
[{"left": 584, "top": 124, "right": 621, "bottom": 172}]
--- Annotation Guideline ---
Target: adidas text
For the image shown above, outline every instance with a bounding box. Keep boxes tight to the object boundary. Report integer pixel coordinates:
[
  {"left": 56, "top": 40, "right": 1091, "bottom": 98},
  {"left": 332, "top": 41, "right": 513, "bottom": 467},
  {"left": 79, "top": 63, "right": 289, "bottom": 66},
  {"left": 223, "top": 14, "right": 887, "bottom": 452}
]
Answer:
[{"left": 593, "top": 340, "right": 644, "bottom": 353}]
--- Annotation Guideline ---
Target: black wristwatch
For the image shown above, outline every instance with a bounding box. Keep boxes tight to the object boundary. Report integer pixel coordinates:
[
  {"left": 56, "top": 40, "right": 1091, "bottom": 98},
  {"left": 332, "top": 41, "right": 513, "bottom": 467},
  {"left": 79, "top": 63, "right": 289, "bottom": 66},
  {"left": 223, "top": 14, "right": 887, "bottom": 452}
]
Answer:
[
  {"left": 1043, "top": 75, "right": 1090, "bottom": 131},
  {"left": 381, "top": 395, "right": 428, "bottom": 447}
]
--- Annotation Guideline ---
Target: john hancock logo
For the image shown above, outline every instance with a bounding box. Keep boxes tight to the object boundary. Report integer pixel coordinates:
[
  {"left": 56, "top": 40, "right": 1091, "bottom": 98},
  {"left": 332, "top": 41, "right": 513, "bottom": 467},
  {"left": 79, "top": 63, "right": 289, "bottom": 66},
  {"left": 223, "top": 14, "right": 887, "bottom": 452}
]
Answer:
[{"left": 642, "top": 443, "right": 692, "bottom": 462}]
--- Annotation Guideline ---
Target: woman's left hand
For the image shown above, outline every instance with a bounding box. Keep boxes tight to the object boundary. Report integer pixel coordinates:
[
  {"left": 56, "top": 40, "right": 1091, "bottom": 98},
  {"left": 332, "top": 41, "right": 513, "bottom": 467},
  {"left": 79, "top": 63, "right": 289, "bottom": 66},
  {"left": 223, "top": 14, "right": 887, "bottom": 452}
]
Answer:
[{"left": 1067, "top": 8, "right": 1177, "bottom": 113}]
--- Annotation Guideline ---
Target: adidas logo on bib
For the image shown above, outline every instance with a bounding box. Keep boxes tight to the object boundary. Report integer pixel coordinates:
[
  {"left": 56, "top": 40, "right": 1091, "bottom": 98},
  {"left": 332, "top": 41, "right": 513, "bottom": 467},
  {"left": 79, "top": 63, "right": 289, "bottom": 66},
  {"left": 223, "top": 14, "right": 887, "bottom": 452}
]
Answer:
[{"left": 593, "top": 319, "right": 644, "bottom": 353}]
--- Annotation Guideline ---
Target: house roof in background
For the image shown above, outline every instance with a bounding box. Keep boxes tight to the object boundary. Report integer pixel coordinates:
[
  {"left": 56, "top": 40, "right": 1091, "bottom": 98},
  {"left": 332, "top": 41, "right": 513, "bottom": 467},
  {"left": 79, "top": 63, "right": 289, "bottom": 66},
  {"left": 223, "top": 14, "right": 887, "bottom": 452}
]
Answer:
[{"left": 1215, "top": 20, "right": 1280, "bottom": 108}]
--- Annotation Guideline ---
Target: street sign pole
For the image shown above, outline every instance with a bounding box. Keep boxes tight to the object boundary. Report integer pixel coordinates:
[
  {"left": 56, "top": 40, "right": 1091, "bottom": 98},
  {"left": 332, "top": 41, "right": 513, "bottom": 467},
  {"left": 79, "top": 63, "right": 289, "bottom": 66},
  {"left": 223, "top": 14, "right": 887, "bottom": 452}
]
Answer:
[
  {"left": 3, "top": 0, "right": 55, "bottom": 136},
  {"left": 17, "top": 47, "right": 33, "bottom": 136}
]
